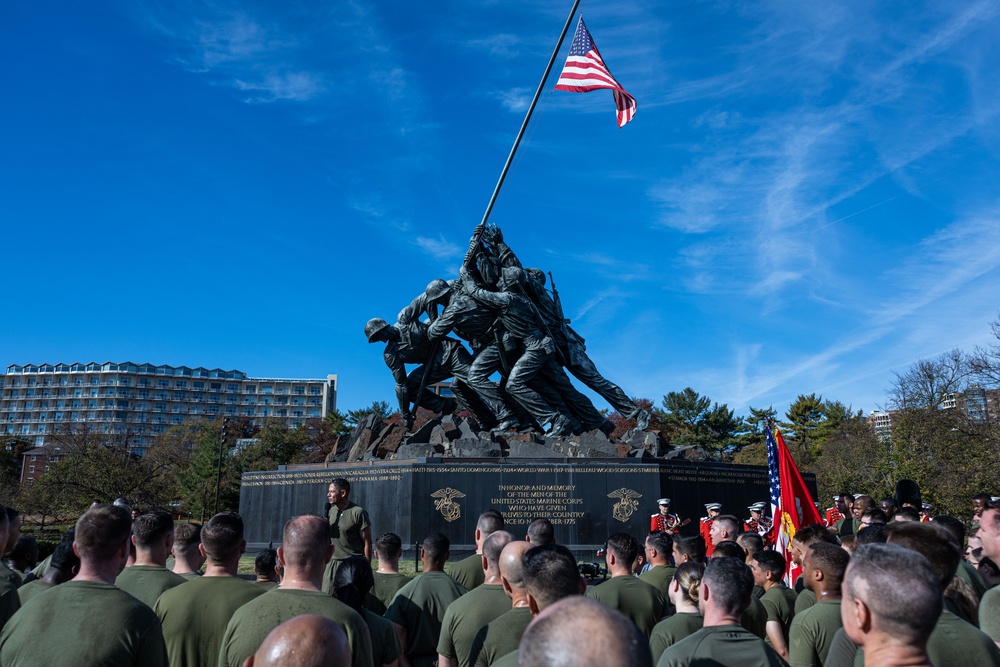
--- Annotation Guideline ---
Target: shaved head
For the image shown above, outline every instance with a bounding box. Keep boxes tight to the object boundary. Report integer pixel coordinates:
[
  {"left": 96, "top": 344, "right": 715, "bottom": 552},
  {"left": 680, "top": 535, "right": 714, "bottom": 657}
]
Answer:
[
  {"left": 244, "top": 614, "right": 349, "bottom": 667},
  {"left": 281, "top": 516, "right": 330, "bottom": 569},
  {"left": 519, "top": 596, "right": 652, "bottom": 667},
  {"left": 499, "top": 540, "right": 531, "bottom": 590}
]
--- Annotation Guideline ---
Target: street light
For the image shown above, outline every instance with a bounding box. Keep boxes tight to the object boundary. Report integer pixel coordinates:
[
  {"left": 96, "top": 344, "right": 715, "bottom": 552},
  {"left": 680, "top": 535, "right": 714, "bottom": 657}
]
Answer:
[{"left": 214, "top": 417, "right": 230, "bottom": 515}]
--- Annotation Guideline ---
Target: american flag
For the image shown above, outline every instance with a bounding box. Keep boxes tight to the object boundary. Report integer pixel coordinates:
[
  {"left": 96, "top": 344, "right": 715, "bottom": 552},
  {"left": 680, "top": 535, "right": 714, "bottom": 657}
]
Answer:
[
  {"left": 555, "top": 17, "right": 637, "bottom": 127},
  {"left": 766, "top": 422, "right": 823, "bottom": 585}
]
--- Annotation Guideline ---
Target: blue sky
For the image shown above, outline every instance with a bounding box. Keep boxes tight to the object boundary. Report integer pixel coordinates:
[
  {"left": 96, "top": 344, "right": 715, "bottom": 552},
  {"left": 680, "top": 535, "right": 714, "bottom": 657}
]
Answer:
[{"left": 3, "top": 1, "right": 1000, "bottom": 420}]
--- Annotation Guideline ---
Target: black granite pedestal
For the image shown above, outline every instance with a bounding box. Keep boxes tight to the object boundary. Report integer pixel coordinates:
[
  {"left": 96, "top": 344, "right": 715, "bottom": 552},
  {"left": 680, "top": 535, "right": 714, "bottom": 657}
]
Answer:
[{"left": 239, "top": 458, "right": 817, "bottom": 552}]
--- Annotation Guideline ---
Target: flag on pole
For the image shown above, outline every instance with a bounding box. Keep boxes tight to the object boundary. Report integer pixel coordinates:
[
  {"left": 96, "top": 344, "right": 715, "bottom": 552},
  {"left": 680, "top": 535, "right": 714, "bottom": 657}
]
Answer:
[
  {"left": 555, "top": 16, "right": 637, "bottom": 127},
  {"left": 765, "top": 422, "right": 823, "bottom": 585}
]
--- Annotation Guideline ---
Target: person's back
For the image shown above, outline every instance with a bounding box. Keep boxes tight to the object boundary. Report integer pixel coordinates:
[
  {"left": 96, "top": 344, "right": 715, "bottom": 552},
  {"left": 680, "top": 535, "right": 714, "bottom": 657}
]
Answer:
[
  {"left": 218, "top": 515, "right": 373, "bottom": 667},
  {"left": 439, "top": 531, "right": 516, "bottom": 667},
  {"left": 587, "top": 533, "right": 666, "bottom": 637},
  {"left": 587, "top": 571, "right": 666, "bottom": 637},
  {"left": 385, "top": 533, "right": 467, "bottom": 667},
  {"left": 154, "top": 512, "right": 264, "bottom": 667},
  {"left": 658, "top": 557, "right": 784, "bottom": 667},
  {"left": 924, "top": 611, "right": 1000, "bottom": 666},
  {"left": 117, "top": 509, "right": 187, "bottom": 609},
  {"left": 0, "top": 504, "right": 167, "bottom": 667},
  {"left": 370, "top": 531, "right": 412, "bottom": 614}
]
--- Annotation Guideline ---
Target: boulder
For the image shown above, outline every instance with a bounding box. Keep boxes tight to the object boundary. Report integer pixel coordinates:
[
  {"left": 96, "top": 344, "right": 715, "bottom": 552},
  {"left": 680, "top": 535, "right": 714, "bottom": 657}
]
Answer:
[
  {"left": 395, "top": 443, "right": 441, "bottom": 459},
  {"left": 372, "top": 424, "right": 408, "bottom": 459},
  {"left": 450, "top": 438, "right": 502, "bottom": 458}
]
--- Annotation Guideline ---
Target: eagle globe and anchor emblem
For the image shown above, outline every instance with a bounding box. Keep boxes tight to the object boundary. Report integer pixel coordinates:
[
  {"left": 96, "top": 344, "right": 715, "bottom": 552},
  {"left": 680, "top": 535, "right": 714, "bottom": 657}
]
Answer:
[
  {"left": 431, "top": 487, "right": 466, "bottom": 522},
  {"left": 608, "top": 488, "right": 642, "bottom": 523}
]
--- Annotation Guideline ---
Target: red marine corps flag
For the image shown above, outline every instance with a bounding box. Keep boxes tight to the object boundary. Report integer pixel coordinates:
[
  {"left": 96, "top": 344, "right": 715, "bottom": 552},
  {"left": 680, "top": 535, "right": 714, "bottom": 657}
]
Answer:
[
  {"left": 765, "top": 423, "right": 823, "bottom": 585},
  {"left": 555, "top": 16, "right": 637, "bottom": 127}
]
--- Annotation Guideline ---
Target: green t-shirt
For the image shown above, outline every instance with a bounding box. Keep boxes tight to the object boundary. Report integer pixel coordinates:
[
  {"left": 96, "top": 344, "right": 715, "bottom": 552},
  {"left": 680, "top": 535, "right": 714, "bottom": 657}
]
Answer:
[
  {"left": 471, "top": 606, "right": 533, "bottom": 667},
  {"left": 384, "top": 571, "right": 467, "bottom": 667},
  {"left": 656, "top": 624, "right": 786, "bottom": 667},
  {"left": 447, "top": 553, "right": 486, "bottom": 591},
  {"left": 955, "top": 559, "right": 988, "bottom": 600},
  {"left": 850, "top": 610, "right": 1000, "bottom": 667},
  {"left": 639, "top": 565, "right": 677, "bottom": 599},
  {"left": 788, "top": 599, "right": 841, "bottom": 667},
  {"left": 980, "top": 586, "right": 1000, "bottom": 643},
  {"left": 116, "top": 564, "right": 187, "bottom": 609},
  {"left": 154, "top": 574, "right": 264, "bottom": 667},
  {"left": 255, "top": 580, "right": 279, "bottom": 591},
  {"left": 178, "top": 571, "right": 202, "bottom": 580},
  {"left": 0, "top": 579, "right": 167, "bottom": 666},
  {"left": 438, "top": 583, "right": 512, "bottom": 667},
  {"left": 370, "top": 572, "right": 412, "bottom": 613},
  {"left": 219, "top": 588, "right": 373, "bottom": 667},
  {"left": 16, "top": 579, "right": 53, "bottom": 606},
  {"left": 649, "top": 612, "right": 704, "bottom": 664},
  {"left": 0, "top": 578, "right": 20, "bottom": 634},
  {"left": 794, "top": 588, "right": 815, "bottom": 615},
  {"left": 760, "top": 584, "right": 797, "bottom": 644},
  {"left": 925, "top": 610, "right": 1000, "bottom": 666},
  {"left": 586, "top": 575, "right": 667, "bottom": 637},
  {"left": 822, "top": 628, "right": 858, "bottom": 667},
  {"left": 491, "top": 650, "right": 518, "bottom": 667},
  {"left": 742, "top": 596, "right": 768, "bottom": 639},
  {"left": 329, "top": 502, "right": 372, "bottom": 560},
  {"left": 363, "top": 608, "right": 402, "bottom": 667}
]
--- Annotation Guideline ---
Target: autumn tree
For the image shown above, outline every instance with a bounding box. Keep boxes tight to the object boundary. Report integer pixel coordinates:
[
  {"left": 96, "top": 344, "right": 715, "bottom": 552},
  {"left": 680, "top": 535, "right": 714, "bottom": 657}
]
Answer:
[{"left": 887, "top": 349, "right": 970, "bottom": 410}]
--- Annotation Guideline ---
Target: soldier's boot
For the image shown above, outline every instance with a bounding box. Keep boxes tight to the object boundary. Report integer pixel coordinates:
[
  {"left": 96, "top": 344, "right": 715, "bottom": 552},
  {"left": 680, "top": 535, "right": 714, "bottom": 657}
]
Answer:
[
  {"left": 492, "top": 418, "right": 521, "bottom": 434},
  {"left": 546, "top": 414, "right": 575, "bottom": 438},
  {"left": 598, "top": 419, "right": 616, "bottom": 436}
]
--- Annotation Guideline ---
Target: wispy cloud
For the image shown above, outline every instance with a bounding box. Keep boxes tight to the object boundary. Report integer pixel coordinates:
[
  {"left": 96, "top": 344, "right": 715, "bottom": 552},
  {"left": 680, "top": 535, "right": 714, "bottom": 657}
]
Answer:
[
  {"left": 467, "top": 34, "right": 521, "bottom": 58},
  {"left": 132, "top": 2, "right": 326, "bottom": 103},
  {"left": 414, "top": 235, "right": 462, "bottom": 261}
]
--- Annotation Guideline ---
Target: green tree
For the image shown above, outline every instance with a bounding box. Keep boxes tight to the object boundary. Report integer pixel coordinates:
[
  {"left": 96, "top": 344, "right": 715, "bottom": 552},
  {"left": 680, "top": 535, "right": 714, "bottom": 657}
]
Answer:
[
  {"left": 782, "top": 394, "right": 825, "bottom": 462},
  {"left": 0, "top": 436, "right": 32, "bottom": 506},
  {"left": 661, "top": 388, "right": 744, "bottom": 454},
  {"left": 176, "top": 418, "right": 241, "bottom": 521},
  {"left": 345, "top": 401, "right": 394, "bottom": 428},
  {"left": 237, "top": 419, "right": 311, "bottom": 471},
  {"left": 887, "top": 349, "right": 969, "bottom": 410}
]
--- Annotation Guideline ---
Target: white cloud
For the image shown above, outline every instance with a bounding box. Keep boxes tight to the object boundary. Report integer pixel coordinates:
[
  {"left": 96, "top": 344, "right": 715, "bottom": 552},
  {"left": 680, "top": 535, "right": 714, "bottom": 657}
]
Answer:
[{"left": 415, "top": 235, "right": 462, "bottom": 261}]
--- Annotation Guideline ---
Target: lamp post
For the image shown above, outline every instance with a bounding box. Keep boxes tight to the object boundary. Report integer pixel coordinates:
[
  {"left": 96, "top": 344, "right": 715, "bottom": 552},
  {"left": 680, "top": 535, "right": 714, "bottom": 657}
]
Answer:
[{"left": 214, "top": 417, "right": 229, "bottom": 515}]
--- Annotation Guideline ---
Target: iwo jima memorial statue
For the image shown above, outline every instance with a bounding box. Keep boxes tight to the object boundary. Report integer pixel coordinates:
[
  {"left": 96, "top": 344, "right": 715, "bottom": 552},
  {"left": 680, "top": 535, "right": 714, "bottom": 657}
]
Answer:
[{"left": 239, "top": 4, "right": 816, "bottom": 551}]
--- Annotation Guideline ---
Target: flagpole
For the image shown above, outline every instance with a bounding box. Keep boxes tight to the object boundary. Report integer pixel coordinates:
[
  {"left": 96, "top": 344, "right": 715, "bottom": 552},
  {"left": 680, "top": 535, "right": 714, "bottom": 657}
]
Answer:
[{"left": 478, "top": 0, "right": 582, "bottom": 229}]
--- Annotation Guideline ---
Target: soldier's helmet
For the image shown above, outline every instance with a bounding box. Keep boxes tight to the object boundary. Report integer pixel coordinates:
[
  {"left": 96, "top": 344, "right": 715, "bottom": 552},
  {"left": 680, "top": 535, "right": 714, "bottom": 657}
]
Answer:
[
  {"left": 525, "top": 268, "right": 546, "bottom": 286},
  {"left": 364, "top": 318, "right": 390, "bottom": 342},
  {"left": 425, "top": 278, "right": 451, "bottom": 300},
  {"left": 500, "top": 266, "right": 525, "bottom": 290}
]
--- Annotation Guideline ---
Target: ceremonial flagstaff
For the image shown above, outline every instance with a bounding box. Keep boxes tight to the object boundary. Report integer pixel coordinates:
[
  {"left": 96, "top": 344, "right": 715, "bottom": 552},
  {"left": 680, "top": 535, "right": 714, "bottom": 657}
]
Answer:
[
  {"left": 765, "top": 422, "right": 823, "bottom": 585},
  {"left": 555, "top": 16, "right": 637, "bottom": 127}
]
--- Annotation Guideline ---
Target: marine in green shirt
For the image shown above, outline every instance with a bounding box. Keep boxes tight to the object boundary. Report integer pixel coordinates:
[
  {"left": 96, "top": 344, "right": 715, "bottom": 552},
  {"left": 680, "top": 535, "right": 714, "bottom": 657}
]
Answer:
[
  {"left": 445, "top": 509, "right": 506, "bottom": 592},
  {"left": 219, "top": 515, "right": 374, "bottom": 667},
  {"left": 788, "top": 542, "right": 849, "bottom": 667},
  {"left": 657, "top": 556, "right": 784, "bottom": 667},
  {"left": 323, "top": 479, "right": 373, "bottom": 592},
  {"left": 329, "top": 554, "right": 402, "bottom": 667},
  {"left": 980, "top": 586, "right": 1000, "bottom": 645},
  {"left": 649, "top": 560, "right": 706, "bottom": 664},
  {"left": 447, "top": 553, "right": 485, "bottom": 591},
  {"left": 1, "top": 504, "right": 168, "bottom": 667},
  {"left": 438, "top": 532, "right": 518, "bottom": 667},
  {"left": 471, "top": 607, "right": 533, "bottom": 667},
  {"left": 586, "top": 533, "right": 666, "bottom": 638},
  {"left": 384, "top": 535, "right": 467, "bottom": 667},
  {"left": 639, "top": 532, "right": 677, "bottom": 599},
  {"left": 752, "top": 550, "right": 797, "bottom": 661},
  {"left": 15, "top": 538, "right": 79, "bottom": 607},
  {"left": 220, "top": 588, "right": 373, "bottom": 667},
  {"left": 367, "top": 532, "right": 412, "bottom": 615},
  {"left": 154, "top": 512, "right": 264, "bottom": 667},
  {"left": 116, "top": 510, "right": 188, "bottom": 609}
]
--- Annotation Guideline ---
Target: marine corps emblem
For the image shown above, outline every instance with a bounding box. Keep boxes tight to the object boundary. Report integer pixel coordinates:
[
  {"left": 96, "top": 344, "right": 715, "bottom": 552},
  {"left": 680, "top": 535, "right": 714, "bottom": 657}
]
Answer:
[
  {"left": 608, "top": 488, "right": 642, "bottom": 523},
  {"left": 431, "top": 487, "right": 466, "bottom": 522}
]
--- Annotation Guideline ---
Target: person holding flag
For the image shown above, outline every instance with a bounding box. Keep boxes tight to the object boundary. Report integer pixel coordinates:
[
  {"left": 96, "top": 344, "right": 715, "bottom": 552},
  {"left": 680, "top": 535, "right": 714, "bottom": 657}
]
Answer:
[{"left": 764, "top": 422, "right": 823, "bottom": 586}]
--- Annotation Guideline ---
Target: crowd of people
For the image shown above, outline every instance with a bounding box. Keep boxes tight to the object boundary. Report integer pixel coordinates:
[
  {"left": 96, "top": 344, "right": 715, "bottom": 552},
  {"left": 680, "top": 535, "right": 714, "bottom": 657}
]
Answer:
[{"left": 1, "top": 481, "right": 999, "bottom": 667}]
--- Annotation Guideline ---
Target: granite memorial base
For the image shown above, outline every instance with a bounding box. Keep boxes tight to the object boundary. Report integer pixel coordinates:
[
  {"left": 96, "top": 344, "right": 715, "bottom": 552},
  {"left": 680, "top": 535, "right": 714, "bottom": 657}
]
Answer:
[{"left": 239, "top": 458, "right": 818, "bottom": 552}]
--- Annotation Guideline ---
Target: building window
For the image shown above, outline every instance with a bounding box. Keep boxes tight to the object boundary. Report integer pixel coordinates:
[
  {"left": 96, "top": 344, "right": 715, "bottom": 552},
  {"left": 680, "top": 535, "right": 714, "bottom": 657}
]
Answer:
[
  {"left": 245, "top": 385, "right": 256, "bottom": 394},
  {"left": 29, "top": 465, "right": 35, "bottom": 473},
  {"left": 294, "top": 386, "right": 305, "bottom": 395}
]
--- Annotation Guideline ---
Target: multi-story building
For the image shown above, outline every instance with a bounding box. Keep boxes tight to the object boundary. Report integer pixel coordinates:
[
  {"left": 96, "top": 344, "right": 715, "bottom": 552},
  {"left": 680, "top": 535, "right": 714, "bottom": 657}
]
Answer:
[
  {"left": 2, "top": 361, "right": 338, "bottom": 452},
  {"left": 868, "top": 410, "right": 893, "bottom": 440}
]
